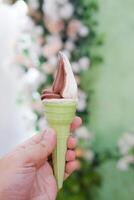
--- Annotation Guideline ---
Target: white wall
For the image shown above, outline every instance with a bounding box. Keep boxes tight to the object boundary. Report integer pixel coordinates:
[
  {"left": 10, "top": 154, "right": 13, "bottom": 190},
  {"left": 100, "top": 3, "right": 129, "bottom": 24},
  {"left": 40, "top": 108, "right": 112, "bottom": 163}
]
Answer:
[{"left": 0, "top": 2, "right": 31, "bottom": 156}]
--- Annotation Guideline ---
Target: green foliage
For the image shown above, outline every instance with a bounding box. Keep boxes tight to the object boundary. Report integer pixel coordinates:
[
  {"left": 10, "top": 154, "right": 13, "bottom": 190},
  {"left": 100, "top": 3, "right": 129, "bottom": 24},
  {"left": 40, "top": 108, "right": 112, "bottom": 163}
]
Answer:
[
  {"left": 57, "top": 160, "right": 101, "bottom": 200},
  {"left": 70, "top": 0, "right": 103, "bottom": 64},
  {"left": 129, "top": 147, "right": 134, "bottom": 155}
]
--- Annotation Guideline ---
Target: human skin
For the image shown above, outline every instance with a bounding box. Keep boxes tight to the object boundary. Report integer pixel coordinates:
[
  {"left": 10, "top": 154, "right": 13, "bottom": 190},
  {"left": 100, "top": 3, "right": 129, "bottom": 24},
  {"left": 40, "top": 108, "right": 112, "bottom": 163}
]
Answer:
[{"left": 0, "top": 116, "right": 82, "bottom": 200}]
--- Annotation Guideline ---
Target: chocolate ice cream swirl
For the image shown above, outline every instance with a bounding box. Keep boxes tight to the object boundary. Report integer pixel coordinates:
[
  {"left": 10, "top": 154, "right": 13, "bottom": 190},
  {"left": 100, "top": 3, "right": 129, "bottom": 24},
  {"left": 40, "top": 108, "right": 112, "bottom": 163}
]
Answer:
[{"left": 41, "top": 53, "right": 66, "bottom": 100}]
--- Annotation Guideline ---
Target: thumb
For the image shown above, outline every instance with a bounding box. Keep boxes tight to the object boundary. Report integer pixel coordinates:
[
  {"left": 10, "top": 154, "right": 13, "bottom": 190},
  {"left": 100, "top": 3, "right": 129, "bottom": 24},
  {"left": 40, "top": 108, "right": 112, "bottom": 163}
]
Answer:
[{"left": 15, "top": 129, "right": 56, "bottom": 168}]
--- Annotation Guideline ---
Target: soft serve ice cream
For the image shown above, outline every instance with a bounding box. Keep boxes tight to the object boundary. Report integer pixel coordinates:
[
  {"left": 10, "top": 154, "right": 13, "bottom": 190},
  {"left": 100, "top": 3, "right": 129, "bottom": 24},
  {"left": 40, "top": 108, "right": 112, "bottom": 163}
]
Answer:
[
  {"left": 41, "top": 52, "right": 78, "bottom": 100},
  {"left": 41, "top": 51, "right": 78, "bottom": 189}
]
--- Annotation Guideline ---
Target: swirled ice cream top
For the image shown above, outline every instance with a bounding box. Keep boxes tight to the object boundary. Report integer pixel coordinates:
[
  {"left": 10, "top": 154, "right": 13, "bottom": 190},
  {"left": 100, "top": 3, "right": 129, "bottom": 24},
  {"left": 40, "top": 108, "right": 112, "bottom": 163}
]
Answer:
[{"left": 41, "top": 52, "right": 78, "bottom": 101}]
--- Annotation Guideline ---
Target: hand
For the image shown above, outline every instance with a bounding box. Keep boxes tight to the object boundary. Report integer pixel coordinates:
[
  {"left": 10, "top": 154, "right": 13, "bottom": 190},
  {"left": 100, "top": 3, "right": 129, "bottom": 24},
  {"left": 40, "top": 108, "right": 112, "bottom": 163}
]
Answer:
[{"left": 0, "top": 116, "right": 82, "bottom": 200}]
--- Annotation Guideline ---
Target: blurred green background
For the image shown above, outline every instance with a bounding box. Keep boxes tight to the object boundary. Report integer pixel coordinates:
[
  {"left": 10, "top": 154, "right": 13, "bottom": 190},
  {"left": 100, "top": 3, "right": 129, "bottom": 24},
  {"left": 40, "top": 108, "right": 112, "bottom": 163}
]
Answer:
[
  {"left": 89, "top": 1, "right": 134, "bottom": 199},
  {"left": 90, "top": 0, "right": 134, "bottom": 152}
]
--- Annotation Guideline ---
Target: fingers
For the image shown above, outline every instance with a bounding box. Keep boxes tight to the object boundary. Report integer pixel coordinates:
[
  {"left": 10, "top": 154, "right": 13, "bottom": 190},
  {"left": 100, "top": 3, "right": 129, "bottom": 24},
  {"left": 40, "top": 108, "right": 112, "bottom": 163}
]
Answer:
[
  {"left": 67, "top": 137, "right": 77, "bottom": 149},
  {"left": 64, "top": 116, "right": 82, "bottom": 180},
  {"left": 64, "top": 117, "right": 81, "bottom": 179},
  {"left": 15, "top": 129, "right": 56, "bottom": 168},
  {"left": 64, "top": 161, "right": 80, "bottom": 180},
  {"left": 65, "top": 149, "right": 80, "bottom": 180},
  {"left": 66, "top": 160, "right": 80, "bottom": 174},
  {"left": 66, "top": 150, "right": 76, "bottom": 162},
  {"left": 67, "top": 116, "right": 81, "bottom": 152},
  {"left": 70, "top": 116, "right": 82, "bottom": 132}
]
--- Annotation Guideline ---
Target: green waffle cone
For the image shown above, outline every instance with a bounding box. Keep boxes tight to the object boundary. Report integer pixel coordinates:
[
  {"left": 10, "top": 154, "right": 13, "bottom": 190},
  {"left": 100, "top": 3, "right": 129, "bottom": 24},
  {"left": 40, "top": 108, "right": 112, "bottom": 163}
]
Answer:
[{"left": 43, "top": 100, "right": 76, "bottom": 190}]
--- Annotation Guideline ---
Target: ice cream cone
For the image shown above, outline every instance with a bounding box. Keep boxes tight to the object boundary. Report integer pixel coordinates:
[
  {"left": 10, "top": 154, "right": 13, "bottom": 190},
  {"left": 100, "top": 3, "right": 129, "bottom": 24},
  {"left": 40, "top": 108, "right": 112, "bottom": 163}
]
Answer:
[
  {"left": 43, "top": 100, "right": 77, "bottom": 190},
  {"left": 41, "top": 52, "right": 78, "bottom": 189}
]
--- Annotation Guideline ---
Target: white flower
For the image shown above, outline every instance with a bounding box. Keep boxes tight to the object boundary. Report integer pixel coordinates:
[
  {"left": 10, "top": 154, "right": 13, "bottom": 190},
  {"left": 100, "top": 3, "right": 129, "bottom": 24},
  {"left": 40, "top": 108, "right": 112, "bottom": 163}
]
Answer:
[
  {"left": 22, "top": 17, "right": 35, "bottom": 33},
  {"left": 19, "top": 33, "right": 32, "bottom": 50},
  {"left": 20, "top": 104, "right": 37, "bottom": 133},
  {"left": 13, "top": 0, "right": 28, "bottom": 16},
  {"left": 119, "top": 145, "right": 130, "bottom": 155},
  {"left": 117, "top": 158, "right": 129, "bottom": 171},
  {"left": 125, "top": 155, "right": 134, "bottom": 164},
  {"left": 55, "top": 0, "right": 68, "bottom": 4},
  {"left": 43, "top": 0, "right": 69, "bottom": 28},
  {"left": 78, "top": 25, "right": 89, "bottom": 37},
  {"left": 72, "top": 62, "right": 80, "bottom": 73},
  {"left": 67, "top": 19, "right": 81, "bottom": 39},
  {"left": 23, "top": 68, "right": 44, "bottom": 90},
  {"left": 64, "top": 40, "right": 75, "bottom": 51},
  {"left": 38, "top": 117, "right": 48, "bottom": 131},
  {"left": 44, "top": 17, "right": 64, "bottom": 34},
  {"left": 61, "top": 49, "right": 71, "bottom": 59},
  {"left": 43, "top": 35, "right": 63, "bottom": 58},
  {"left": 117, "top": 155, "right": 134, "bottom": 171},
  {"left": 32, "top": 92, "right": 41, "bottom": 100},
  {"left": 75, "top": 126, "right": 90, "bottom": 139},
  {"left": 79, "top": 57, "right": 90, "bottom": 71},
  {"left": 48, "top": 56, "right": 57, "bottom": 67},
  {"left": 31, "top": 101, "right": 43, "bottom": 114},
  {"left": 28, "top": 0, "right": 40, "bottom": 10},
  {"left": 84, "top": 150, "right": 94, "bottom": 161},
  {"left": 118, "top": 132, "right": 134, "bottom": 155},
  {"left": 77, "top": 89, "right": 87, "bottom": 111},
  {"left": 59, "top": 3, "right": 74, "bottom": 20},
  {"left": 43, "top": 0, "right": 60, "bottom": 20},
  {"left": 42, "top": 63, "right": 55, "bottom": 74},
  {"left": 77, "top": 99, "right": 86, "bottom": 111},
  {"left": 34, "top": 26, "right": 44, "bottom": 36},
  {"left": 78, "top": 89, "right": 87, "bottom": 99},
  {"left": 124, "top": 133, "right": 134, "bottom": 146},
  {"left": 22, "top": 105, "right": 37, "bottom": 121}
]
